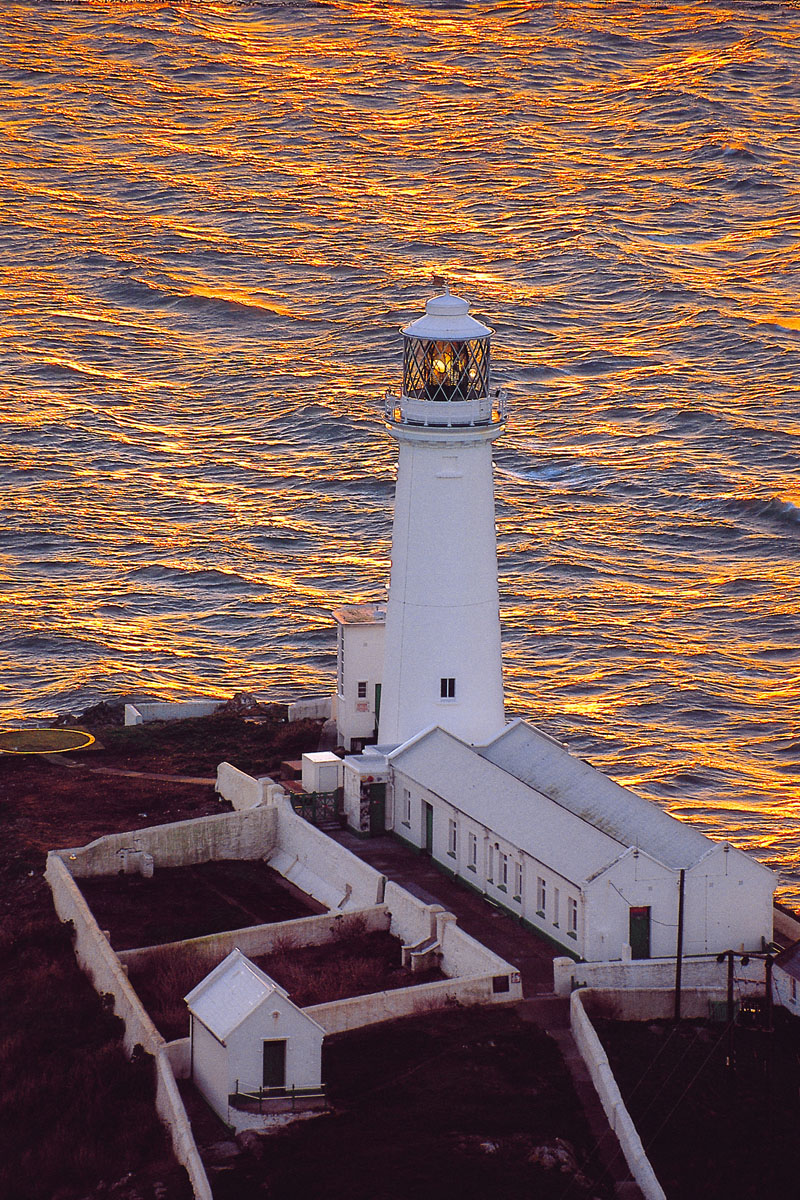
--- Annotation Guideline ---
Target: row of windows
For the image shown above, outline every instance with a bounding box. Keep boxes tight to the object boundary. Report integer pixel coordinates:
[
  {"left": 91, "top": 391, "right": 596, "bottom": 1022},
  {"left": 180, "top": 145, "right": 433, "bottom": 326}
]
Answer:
[{"left": 436, "top": 809, "right": 578, "bottom": 936}]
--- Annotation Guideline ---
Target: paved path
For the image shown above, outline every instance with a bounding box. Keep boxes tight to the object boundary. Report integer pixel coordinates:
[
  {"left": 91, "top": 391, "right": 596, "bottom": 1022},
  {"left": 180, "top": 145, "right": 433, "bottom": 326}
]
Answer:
[
  {"left": 330, "top": 830, "right": 643, "bottom": 1198},
  {"left": 331, "top": 830, "right": 559, "bottom": 995}
]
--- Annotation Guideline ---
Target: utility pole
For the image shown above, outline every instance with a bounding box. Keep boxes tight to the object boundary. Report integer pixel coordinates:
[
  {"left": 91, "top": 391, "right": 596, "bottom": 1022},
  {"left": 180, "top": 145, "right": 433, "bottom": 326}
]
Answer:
[
  {"left": 765, "top": 953, "right": 774, "bottom": 1033},
  {"left": 673, "top": 869, "right": 686, "bottom": 1021},
  {"left": 726, "top": 950, "right": 735, "bottom": 1072}
]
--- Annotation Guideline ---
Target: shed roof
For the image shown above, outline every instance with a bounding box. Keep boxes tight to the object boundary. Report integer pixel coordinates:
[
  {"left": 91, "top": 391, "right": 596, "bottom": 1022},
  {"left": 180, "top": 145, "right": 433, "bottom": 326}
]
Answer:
[
  {"left": 185, "top": 948, "right": 323, "bottom": 1042},
  {"left": 479, "top": 720, "right": 714, "bottom": 871}
]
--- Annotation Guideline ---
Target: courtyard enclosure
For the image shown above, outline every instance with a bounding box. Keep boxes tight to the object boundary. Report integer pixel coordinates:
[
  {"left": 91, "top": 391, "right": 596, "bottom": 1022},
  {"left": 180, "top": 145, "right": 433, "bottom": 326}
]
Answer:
[{"left": 46, "top": 784, "right": 522, "bottom": 1191}]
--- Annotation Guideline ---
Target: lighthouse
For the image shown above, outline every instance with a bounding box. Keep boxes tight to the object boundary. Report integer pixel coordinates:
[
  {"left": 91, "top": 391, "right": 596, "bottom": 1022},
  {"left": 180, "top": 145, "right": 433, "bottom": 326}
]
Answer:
[{"left": 377, "top": 289, "right": 507, "bottom": 747}]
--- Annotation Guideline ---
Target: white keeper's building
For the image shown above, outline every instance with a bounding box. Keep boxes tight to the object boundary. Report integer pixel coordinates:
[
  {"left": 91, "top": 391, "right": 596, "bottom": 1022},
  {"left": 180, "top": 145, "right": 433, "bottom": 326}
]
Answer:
[{"left": 332, "top": 288, "right": 776, "bottom": 965}]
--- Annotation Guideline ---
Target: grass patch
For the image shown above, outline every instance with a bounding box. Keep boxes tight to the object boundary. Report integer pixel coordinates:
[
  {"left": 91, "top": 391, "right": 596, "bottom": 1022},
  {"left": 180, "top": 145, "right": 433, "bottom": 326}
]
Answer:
[{"left": 78, "top": 859, "right": 326, "bottom": 950}]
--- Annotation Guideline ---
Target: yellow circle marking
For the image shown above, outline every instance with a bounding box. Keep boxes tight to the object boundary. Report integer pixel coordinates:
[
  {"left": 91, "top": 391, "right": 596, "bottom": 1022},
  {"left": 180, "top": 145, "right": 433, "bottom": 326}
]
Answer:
[{"left": 0, "top": 728, "right": 96, "bottom": 754}]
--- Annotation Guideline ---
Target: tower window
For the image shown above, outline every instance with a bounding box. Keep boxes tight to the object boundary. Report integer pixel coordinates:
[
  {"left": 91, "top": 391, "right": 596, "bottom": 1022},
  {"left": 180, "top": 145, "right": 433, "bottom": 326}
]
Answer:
[
  {"left": 357, "top": 681, "right": 367, "bottom": 699},
  {"left": 440, "top": 677, "right": 456, "bottom": 699}
]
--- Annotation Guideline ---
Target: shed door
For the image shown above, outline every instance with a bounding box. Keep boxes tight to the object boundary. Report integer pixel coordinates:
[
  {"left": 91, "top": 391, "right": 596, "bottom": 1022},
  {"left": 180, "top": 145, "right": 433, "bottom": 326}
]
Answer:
[
  {"left": 629, "top": 906, "right": 651, "bottom": 959},
  {"left": 262, "top": 1040, "right": 287, "bottom": 1088}
]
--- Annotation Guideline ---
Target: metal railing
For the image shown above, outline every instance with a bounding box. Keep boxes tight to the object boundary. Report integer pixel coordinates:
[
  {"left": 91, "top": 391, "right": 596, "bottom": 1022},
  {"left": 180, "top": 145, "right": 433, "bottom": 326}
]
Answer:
[
  {"left": 230, "top": 1082, "right": 327, "bottom": 1112},
  {"left": 384, "top": 389, "right": 507, "bottom": 428}
]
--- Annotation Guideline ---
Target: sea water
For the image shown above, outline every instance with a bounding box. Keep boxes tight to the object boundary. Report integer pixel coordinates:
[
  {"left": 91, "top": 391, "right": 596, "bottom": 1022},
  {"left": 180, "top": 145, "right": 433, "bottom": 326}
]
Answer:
[{"left": 1, "top": 0, "right": 799, "bottom": 898}]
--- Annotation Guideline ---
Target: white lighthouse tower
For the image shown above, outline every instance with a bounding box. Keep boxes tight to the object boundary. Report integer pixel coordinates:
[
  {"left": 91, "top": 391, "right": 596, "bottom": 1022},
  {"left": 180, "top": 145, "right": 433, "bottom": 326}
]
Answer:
[{"left": 377, "top": 288, "right": 507, "bottom": 748}]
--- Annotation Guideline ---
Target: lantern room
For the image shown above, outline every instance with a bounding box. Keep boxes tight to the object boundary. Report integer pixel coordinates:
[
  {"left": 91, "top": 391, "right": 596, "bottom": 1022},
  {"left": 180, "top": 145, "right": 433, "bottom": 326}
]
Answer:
[{"left": 385, "top": 288, "right": 506, "bottom": 428}]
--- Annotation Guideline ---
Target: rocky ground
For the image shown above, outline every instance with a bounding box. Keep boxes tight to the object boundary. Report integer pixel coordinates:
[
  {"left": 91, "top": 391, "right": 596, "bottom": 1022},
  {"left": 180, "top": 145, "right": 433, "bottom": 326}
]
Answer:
[{"left": 182, "top": 1005, "right": 612, "bottom": 1200}]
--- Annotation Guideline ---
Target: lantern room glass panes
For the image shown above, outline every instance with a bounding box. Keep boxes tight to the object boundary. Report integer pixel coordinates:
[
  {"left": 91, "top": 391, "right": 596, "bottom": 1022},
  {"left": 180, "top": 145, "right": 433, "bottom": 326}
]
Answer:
[{"left": 403, "top": 336, "right": 489, "bottom": 402}]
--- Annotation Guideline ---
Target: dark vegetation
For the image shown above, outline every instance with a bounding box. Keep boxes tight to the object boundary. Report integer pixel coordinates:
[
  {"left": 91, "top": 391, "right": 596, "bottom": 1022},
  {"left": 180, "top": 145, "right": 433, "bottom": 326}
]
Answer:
[
  {"left": 595, "top": 1016, "right": 800, "bottom": 1199},
  {"left": 78, "top": 859, "right": 325, "bottom": 950},
  {"left": 195, "top": 1006, "right": 611, "bottom": 1200},
  {"left": 128, "top": 924, "right": 443, "bottom": 1041},
  {"left": 0, "top": 707, "right": 322, "bottom": 1200},
  {"left": 0, "top": 917, "right": 191, "bottom": 1200}
]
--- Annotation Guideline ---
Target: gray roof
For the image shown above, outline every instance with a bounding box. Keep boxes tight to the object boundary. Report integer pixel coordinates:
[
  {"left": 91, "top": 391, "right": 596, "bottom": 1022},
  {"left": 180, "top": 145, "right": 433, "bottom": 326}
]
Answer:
[
  {"left": 775, "top": 941, "right": 800, "bottom": 981},
  {"left": 389, "top": 727, "right": 627, "bottom": 885},
  {"left": 479, "top": 720, "right": 715, "bottom": 871},
  {"left": 185, "top": 948, "right": 322, "bottom": 1041}
]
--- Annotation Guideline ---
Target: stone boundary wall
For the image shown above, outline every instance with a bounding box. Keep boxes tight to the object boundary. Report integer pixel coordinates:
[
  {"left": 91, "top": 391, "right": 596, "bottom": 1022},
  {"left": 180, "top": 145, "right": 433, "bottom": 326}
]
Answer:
[
  {"left": 306, "top": 972, "right": 512, "bottom": 1034},
  {"left": 56, "top": 806, "right": 278, "bottom": 877},
  {"left": 287, "top": 696, "right": 332, "bottom": 721},
  {"left": 271, "top": 803, "right": 385, "bottom": 910},
  {"left": 45, "top": 853, "right": 212, "bottom": 1200},
  {"left": 166, "top": 1038, "right": 191, "bottom": 1080},
  {"left": 383, "top": 880, "right": 443, "bottom": 946},
  {"left": 554, "top": 954, "right": 768, "bottom": 998},
  {"left": 569, "top": 988, "right": 668, "bottom": 1200},
  {"left": 215, "top": 761, "right": 273, "bottom": 811},
  {"left": 125, "top": 701, "right": 222, "bottom": 726},
  {"left": 119, "top": 907, "right": 392, "bottom": 977},
  {"left": 439, "top": 918, "right": 519, "bottom": 984}
]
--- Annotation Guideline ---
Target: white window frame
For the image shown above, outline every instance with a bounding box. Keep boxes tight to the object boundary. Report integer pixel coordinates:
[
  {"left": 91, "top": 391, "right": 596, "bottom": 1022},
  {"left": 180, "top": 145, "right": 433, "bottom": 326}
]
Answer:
[
  {"left": 402, "top": 788, "right": 411, "bottom": 826},
  {"left": 514, "top": 860, "right": 523, "bottom": 901},
  {"left": 568, "top": 896, "right": 578, "bottom": 938},
  {"left": 468, "top": 831, "right": 478, "bottom": 871},
  {"left": 448, "top": 818, "right": 457, "bottom": 858},
  {"left": 537, "top": 876, "right": 546, "bottom": 916},
  {"left": 499, "top": 852, "right": 508, "bottom": 891},
  {"left": 553, "top": 886, "right": 560, "bottom": 927}
]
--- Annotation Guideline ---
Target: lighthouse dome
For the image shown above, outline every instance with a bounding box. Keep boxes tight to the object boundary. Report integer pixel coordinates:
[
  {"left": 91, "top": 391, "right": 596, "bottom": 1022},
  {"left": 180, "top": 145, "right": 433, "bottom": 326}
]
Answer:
[{"left": 402, "top": 290, "right": 492, "bottom": 341}]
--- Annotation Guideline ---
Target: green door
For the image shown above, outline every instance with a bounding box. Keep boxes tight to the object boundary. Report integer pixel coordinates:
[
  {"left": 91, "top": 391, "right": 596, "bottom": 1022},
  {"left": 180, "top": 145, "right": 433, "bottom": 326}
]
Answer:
[
  {"left": 423, "top": 801, "right": 433, "bottom": 855},
  {"left": 629, "top": 906, "right": 651, "bottom": 959},
  {"left": 369, "top": 782, "right": 386, "bottom": 835},
  {"left": 262, "top": 1040, "right": 286, "bottom": 1088},
  {"left": 374, "top": 682, "right": 382, "bottom": 725}
]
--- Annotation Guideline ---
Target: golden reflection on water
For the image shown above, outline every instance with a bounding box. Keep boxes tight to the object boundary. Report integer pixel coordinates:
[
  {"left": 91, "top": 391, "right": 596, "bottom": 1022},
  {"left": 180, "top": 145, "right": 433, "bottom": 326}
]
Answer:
[{"left": 1, "top": 0, "right": 799, "bottom": 896}]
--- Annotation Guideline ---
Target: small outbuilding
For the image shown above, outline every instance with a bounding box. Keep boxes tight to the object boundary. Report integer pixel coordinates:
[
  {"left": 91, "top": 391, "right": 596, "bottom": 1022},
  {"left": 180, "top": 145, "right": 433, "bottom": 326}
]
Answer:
[
  {"left": 185, "top": 948, "right": 325, "bottom": 1124},
  {"left": 773, "top": 941, "right": 800, "bottom": 1018}
]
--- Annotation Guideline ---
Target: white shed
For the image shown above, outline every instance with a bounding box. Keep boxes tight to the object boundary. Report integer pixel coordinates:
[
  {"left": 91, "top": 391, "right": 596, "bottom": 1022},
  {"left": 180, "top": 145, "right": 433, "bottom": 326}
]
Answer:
[{"left": 185, "top": 949, "right": 325, "bottom": 1124}]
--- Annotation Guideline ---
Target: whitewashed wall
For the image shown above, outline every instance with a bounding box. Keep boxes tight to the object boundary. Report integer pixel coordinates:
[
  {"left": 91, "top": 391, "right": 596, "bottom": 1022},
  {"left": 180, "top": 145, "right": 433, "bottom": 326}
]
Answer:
[
  {"left": 124, "top": 701, "right": 222, "bottom": 725},
  {"left": 271, "top": 804, "right": 386, "bottom": 910},
  {"left": 119, "top": 908, "right": 391, "bottom": 976},
  {"left": 45, "top": 853, "right": 212, "bottom": 1200},
  {"left": 390, "top": 769, "right": 584, "bottom": 958},
  {"left": 215, "top": 762, "right": 274, "bottom": 810},
  {"left": 58, "top": 806, "right": 278, "bottom": 876},
  {"left": 307, "top": 972, "right": 514, "bottom": 1034},
  {"left": 554, "top": 953, "right": 769, "bottom": 998},
  {"left": 570, "top": 989, "right": 668, "bottom": 1200}
]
